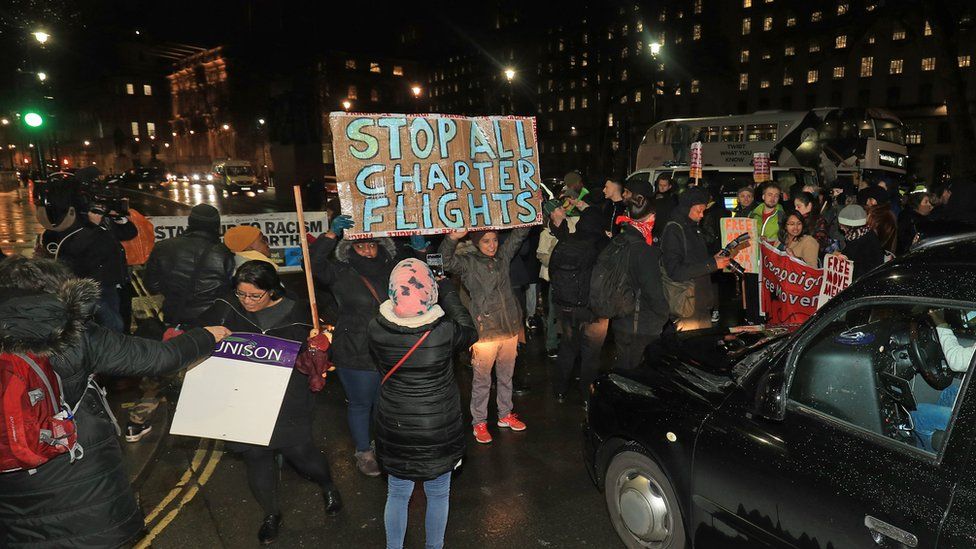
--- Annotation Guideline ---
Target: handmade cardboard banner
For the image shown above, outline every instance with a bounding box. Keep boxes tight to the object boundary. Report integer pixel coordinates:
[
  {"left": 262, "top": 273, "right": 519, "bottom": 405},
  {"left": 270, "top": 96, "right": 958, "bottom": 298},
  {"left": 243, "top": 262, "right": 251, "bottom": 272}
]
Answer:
[
  {"left": 753, "top": 152, "right": 770, "bottom": 183},
  {"left": 330, "top": 112, "right": 543, "bottom": 239},
  {"left": 720, "top": 217, "right": 759, "bottom": 273},
  {"left": 818, "top": 254, "right": 854, "bottom": 309},
  {"left": 148, "top": 212, "right": 328, "bottom": 272},
  {"left": 689, "top": 141, "right": 703, "bottom": 181},
  {"left": 171, "top": 333, "right": 302, "bottom": 446},
  {"left": 760, "top": 242, "right": 823, "bottom": 326}
]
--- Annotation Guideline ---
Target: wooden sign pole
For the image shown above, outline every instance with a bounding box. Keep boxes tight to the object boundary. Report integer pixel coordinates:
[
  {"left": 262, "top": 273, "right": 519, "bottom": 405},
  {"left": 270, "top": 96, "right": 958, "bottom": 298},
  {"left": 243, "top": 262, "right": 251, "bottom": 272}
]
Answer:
[{"left": 293, "top": 186, "right": 321, "bottom": 335}]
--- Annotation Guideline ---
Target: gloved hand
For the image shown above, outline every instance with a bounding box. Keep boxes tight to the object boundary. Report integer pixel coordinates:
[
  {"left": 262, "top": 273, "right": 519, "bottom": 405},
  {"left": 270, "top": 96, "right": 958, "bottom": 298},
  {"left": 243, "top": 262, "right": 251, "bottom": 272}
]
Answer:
[
  {"left": 408, "top": 234, "right": 430, "bottom": 251},
  {"left": 330, "top": 215, "right": 354, "bottom": 238}
]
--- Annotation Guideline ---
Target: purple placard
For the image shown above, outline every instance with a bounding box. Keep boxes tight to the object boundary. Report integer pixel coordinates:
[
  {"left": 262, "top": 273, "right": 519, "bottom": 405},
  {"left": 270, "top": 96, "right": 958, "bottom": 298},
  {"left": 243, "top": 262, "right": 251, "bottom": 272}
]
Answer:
[{"left": 212, "top": 332, "right": 302, "bottom": 368}]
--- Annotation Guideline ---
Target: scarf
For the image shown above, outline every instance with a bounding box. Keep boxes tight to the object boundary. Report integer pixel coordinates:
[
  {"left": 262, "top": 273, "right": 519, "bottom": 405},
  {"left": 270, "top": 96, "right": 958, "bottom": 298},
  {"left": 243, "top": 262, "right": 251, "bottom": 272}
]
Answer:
[
  {"left": 615, "top": 215, "right": 655, "bottom": 245},
  {"left": 844, "top": 225, "right": 872, "bottom": 243}
]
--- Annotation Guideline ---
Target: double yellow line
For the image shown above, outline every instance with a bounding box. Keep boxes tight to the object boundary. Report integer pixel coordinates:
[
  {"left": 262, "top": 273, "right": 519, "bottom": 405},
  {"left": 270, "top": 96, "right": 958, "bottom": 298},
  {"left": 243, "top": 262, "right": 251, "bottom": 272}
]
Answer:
[{"left": 134, "top": 439, "right": 224, "bottom": 548}]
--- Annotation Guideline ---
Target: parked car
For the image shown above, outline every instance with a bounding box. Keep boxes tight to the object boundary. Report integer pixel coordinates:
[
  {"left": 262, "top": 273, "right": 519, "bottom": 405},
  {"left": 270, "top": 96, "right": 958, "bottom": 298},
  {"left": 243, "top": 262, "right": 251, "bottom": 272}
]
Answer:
[
  {"left": 112, "top": 167, "right": 168, "bottom": 191},
  {"left": 585, "top": 231, "right": 976, "bottom": 548}
]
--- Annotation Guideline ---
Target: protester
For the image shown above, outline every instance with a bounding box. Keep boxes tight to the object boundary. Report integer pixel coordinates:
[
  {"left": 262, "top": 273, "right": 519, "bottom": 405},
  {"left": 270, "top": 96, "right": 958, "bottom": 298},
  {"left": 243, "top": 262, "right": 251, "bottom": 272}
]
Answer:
[
  {"left": 439, "top": 226, "right": 530, "bottom": 444},
  {"left": 127, "top": 203, "right": 236, "bottom": 442},
  {"left": 661, "top": 187, "right": 732, "bottom": 331},
  {"left": 897, "top": 191, "right": 934, "bottom": 255},
  {"left": 731, "top": 184, "right": 755, "bottom": 218},
  {"left": 195, "top": 261, "right": 339, "bottom": 543},
  {"left": 0, "top": 256, "right": 228, "bottom": 548},
  {"left": 929, "top": 180, "right": 952, "bottom": 212},
  {"left": 548, "top": 207, "right": 609, "bottom": 401},
  {"left": 224, "top": 225, "right": 275, "bottom": 268},
  {"left": 310, "top": 214, "right": 396, "bottom": 476},
  {"left": 367, "top": 259, "right": 478, "bottom": 549},
  {"left": 601, "top": 176, "right": 627, "bottom": 236},
  {"left": 794, "top": 191, "right": 830, "bottom": 253},
  {"left": 508, "top": 226, "right": 541, "bottom": 395},
  {"left": 836, "top": 204, "right": 885, "bottom": 280},
  {"left": 606, "top": 179, "right": 670, "bottom": 368},
  {"left": 651, "top": 175, "right": 678, "bottom": 239},
  {"left": 700, "top": 185, "right": 730, "bottom": 255},
  {"left": 779, "top": 211, "right": 820, "bottom": 266},
  {"left": 749, "top": 182, "right": 786, "bottom": 243},
  {"left": 858, "top": 185, "right": 898, "bottom": 254},
  {"left": 536, "top": 200, "right": 577, "bottom": 358}
]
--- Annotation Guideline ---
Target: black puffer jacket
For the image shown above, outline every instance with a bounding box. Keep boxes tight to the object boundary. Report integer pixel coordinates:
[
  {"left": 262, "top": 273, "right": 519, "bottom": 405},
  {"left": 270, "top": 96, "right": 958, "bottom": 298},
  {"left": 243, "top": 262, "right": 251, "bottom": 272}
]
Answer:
[
  {"left": 144, "top": 229, "right": 235, "bottom": 325},
  {"left": 0, "top": 267, "right": 215, "bottom": 548},
  {"left": 310, "top": 236, "right": 396, "bottom": 370},
  {"left": 616, "top": 225, "right": 669, "bottom": 336},
  {"left": 661, "top": 206, "right": 718, "bottom": 313},
  {"left": 368, "top": 280, "right": 478, "bottom": 481},
  {"left": 40, "top": 221, "right": 128, "bottom": 289}
]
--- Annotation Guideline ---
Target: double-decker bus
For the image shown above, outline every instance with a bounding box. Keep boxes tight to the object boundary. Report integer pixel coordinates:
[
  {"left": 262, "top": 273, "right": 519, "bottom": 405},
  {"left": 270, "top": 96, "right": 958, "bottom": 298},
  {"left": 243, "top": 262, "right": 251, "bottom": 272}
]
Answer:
[{"left": 634, "top": 108, "right": 908, "bottom": 186}]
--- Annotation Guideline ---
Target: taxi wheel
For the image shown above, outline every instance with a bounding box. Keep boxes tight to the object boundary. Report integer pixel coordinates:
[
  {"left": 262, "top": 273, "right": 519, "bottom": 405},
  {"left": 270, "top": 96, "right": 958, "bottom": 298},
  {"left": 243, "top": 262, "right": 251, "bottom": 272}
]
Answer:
[{"left": 605, "top": 449, "right": 686, "bottom": 549}]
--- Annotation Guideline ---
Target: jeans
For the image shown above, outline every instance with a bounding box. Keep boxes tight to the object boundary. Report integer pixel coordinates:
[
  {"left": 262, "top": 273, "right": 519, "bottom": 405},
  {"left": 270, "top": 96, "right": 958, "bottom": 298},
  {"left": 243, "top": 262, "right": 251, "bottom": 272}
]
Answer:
[
  {"left": 95, "top": 284, "right": 125, "bottom": 333},
  {"left": 336, "top": 368, "right": 381, "bottom": 452},
  {"left": 385, "top": 472, "right": 452, "bottom": 549},
  {"left": 554, "top": 307, "right": 608, "bottom": 398},
  {"left": 470, "top": 335, "right": 518, "bottom": 425},
  {"left": 910, "top": 383, "right": 959, "bottom": 452}
]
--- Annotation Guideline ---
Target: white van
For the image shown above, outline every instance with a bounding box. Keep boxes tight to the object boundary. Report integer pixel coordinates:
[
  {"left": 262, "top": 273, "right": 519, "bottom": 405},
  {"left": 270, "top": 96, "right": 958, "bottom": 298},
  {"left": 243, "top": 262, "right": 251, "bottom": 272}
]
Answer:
[{"left": 210, "top": 160, "right": 264, "bottom": 193}]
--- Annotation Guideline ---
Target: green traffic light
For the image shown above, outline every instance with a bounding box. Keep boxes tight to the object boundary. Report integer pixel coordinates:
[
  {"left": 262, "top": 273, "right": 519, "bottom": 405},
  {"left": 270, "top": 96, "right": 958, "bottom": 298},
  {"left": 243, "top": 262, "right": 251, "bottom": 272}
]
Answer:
[{"left": 24, "top": 112, "right": 43, "bottom": 128}]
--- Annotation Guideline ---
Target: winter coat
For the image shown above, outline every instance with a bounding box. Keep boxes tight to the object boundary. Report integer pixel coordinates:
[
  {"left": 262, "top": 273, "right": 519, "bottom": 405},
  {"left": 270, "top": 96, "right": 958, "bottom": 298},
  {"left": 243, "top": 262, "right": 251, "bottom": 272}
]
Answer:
[
  {"left": 896, "top": 208, "right": 928, "bottom": 255},
  {"left": 652, "top": 192, "right": 678, "bottom": 239},
  {"left": 749, "top": 203, "right": 787, "bottom": 243},
  {"left": 866, "top": 204, "right": 898, "bottom": 254},
  {"left": 144, "top": 229, "right": 236, "bottom": 325},
  {"left": 661, "top": 211, "right": 718, "bottom": 313},
  {"left": 0, "top": 278, "right": 215, "bottom": 549},
  {"left": 368, "top": 280, "right": 478, "bottom": 481},
  {"left": 439, "top": 227, "right": 529, "bottom": 341},
  {"left": 731, "top": 202, "right": 754, "bottom": 218},
  {"left": 195, "top": 295, "right": 315, "bottom": 449},
  {"left": 701, "top": 201, "right": 731, "bottom": 255},
  {"left": 843, "top": 230, "right": 885, "bottom": 281},
  {"left": 536, "top": 217, "right": 578, "bottom": 281},
  {"left": 309, "top": 236, "right": 396, "bottom": 370},
  {"left": 508, "top": 227, "right": 541, "bottom": 288},
  {"left": 782, "top": 235, "right": 820, "bottom": 267},
  {"left": 40, "top": 221, "right": 128, "bottom": 290},
  {"left": 615, "top": 224, "right": 669, "bottom": 337}
]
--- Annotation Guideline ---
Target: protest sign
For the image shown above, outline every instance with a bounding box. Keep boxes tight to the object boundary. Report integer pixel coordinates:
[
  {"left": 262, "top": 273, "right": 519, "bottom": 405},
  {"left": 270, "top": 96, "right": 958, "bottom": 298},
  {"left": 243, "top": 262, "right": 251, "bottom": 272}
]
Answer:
[
  {"left": 171, "top": 333, "right": 301, "bottom": 446},
  {"left": 753, "top": 152, "right": 770, "bottom": 183},
  {"left": 818, "top": 254, "right": 854, "bottom": 309},
  {"left": 148, "top": 212, "right": 328, "bottom": 272},
  {"left": 689, "top": 141, "right": 703, "bottom": 181},
  {"left": 760, "top": 242, "right": 823, "bottom": 325},
  {"left": 720, "top": 217, "right": 759, "bottom": 273},
  {"left": 330, "top": 112, "right": 543, "bottom": 239}
]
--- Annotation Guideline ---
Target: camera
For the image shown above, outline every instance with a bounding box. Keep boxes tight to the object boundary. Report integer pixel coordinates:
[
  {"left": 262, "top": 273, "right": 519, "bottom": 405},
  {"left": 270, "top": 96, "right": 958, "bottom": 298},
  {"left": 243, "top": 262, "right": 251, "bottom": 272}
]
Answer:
[{"left": 719, "top": 233, "right": 751, "bottom": 277}]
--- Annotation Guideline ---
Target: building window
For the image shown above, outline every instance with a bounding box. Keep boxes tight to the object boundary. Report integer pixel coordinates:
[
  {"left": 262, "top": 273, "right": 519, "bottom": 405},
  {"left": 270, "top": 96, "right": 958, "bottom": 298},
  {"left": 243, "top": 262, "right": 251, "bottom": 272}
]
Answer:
[
  {"left": 146, "top": 122, "right": 156, "bottom": 137},
  {"left": 608, "top": 113, "right": 614, "bottom": 127},
  {"left": 392, "top": 66, "right": 404, "bottom": 76},
  {"left": 740, "top": 50, "right": 750, "bottom": 63},
  {"left": 860, "top": 56, "right": 874, "bottom": 77},
  {"left": 125, "top": 83, "right": 134, "bottom": 95},
  {"left": 787, "top": 16, "right": 797, "bottom": 27},
  {"left": 807, "top": 70, "right": 819, "bottom": 83},
  {"left": 783, "top": 73, "right": 794, "bottom": 86},
  {"left": 570, "top": 96, "right": 577, "bottom": 109},
  {"left": 742, "top": 18, "right": 751, "bottom": 34},
  {"left": 922, "top": 57, "right": 936, "bottom": 71},
  {"left": 760, "top": 79, "right": 770, "bottom": 89},
  {"left": 370, "top": 89, "right": 379, "bottom": 102},
  {"left": 811, "top": 11, "right": 822, "bottom": 22},
  {"left": 959, "top": 55, "right": 972, "bottom": 68},
  {"left": 656, "top": 81, "right": 665, "bottom": 94},
  {"left": 130, "top": 121, "right": 139, "bottom": 136},
  {"left": 809, "top": 42, "right": 821, "bottom": 53},
  {"left": 743, "top": 0, "right": 751, "bottom": 7},
  {"left": 763, "top": 17, "right": 773, "bottom": 31},
  {"left": 621, "top": 24, "right": 629, "bottom": 36},
  {"left": 370, "top": 62, "right": 381, "bottom": 73},
  {"left": 762, "top": 51, "right": 771, "bottom": 60},
  {"left": 143, "top": 84, "right": 152, "bottom": 96},
  {"left": 833, "top": 66, "right": 845, "bottom": 79},
  {"left": 561, "top": 142, "right": 567, "bottom": 153},
  {"left": 739, "top": 73, "right": 749, "bottom": 90},
  {"left": 547, "top": 119, "right": 554, "bottom": 131},
  {"left": 785, "top": 45, "right": 795, "bottom": 56},
  {"left": 558, "top": 98, "right": 564, "bottom": 111},
  {"left": 906, "top": 130, "right": 922, "bottom": 145},
  {"left": 348, "top": 85, "right": 358, "bottom": 99},
  {"left": 621, "top": 69, "right": 628, "bottom": 81},
  {"left": 691, "top": 79, "right": 701, "bottom": 93},
  {"left": 868, "top": 35, "right": 876, "bottom": 44},
  {"left": 892, "top": 28, "right": 906, "bottom": 40},
  {"left": 582, "top": 96, "right": 589, "bottom": 108},
  {"left": 636, "top": 21, "right": 644, "bottom": 32},
  {"left": 694, "top": 0, "right": 702, "bottom": 14},
  {"left": 621, "top": 47, "right": 629, "bottom": 59},
  {"left": 659, "top": 10, "right": 667, "bottom": 21},
  {"left": 345, "top": 59, "right": 356, "bottom": 69},
  {"left": 634, "top": 91, "right": 642, "bottom": 102},
  {"left": 890, "top": 59, "right": 904, "bottom": 74},
  {"left": 835, "top": 35, "right": 847, "bottom": 48},
  {"left": 837, "top": 3, "right": 849, "bottom": 15},
  {"left": 924, "top": 20, "right": 932, "bottom": 36},
  {"left": 693, "top": 24, "right": 702, "bottom": 40}
]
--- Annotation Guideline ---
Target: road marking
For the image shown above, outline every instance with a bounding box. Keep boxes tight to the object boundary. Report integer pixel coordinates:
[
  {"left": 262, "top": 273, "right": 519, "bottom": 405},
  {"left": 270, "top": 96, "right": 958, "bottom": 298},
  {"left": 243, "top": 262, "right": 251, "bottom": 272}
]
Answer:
[{"left": 135, "top": 440, "right": 224, "bottom": 548}]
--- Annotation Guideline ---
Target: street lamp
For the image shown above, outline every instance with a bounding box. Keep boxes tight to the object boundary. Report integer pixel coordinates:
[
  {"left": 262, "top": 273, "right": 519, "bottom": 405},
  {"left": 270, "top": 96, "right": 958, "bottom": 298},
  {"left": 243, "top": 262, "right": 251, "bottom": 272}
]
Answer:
[
  {"left": 342, "top": 100, "right": 352, "bottom": 110},
  {"left": 411, "top": 85, "right": 422, "bottom": 97},
  {"left": 32, "top": 31, "right": 50, "bottom": 45},
  {"left": 37, "top": 72, "right": 47, "bottom": 82},
  {"left": 504, "top": 68, "right": 516, "bottom": 81},
  {"left": 258, "top": 118, "right": 265, "bottom": 125},
  {"left": 649, "top": 42, "right": 662, "bottom": 57},
  {"left": 83, "top": 140, "right": 90, "bottom": 146},
  {"left": 221, "top": 123, "right": 230, "bottom": 130}
]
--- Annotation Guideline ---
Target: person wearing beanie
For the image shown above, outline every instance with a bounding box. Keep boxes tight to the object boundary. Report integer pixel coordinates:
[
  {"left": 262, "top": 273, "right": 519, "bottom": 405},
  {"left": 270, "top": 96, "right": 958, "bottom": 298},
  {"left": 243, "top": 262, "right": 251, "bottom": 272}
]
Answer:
[
  {"left": 187, "top": 203, "right": 222, "bottom": 233},
  {"left": 835, "top": 204, "right": 885, "bottom": 280},
  {"left": 439, "top": 224, "right": 530, "bottom": 444},
  {"left": 661, "top": 186, "right": 732, "bottom": 331},
  {"left": 224, "top": 225, "right": 275, "bottom": 268},
  {"left": 367, "top": 259, "right": 478, "bottom": 549},
  {"left": 858, "top": 185, "right": 898, "bottom": 254},
  {"left": 749, "top": 182, "right": 787, "bottom": 243}
]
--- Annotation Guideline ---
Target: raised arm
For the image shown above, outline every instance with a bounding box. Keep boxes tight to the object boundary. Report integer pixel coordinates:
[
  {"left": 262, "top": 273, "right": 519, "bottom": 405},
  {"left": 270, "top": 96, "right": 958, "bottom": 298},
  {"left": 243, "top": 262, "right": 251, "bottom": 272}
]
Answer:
[{"left": 497, "top": 226, "right": 530, "bottom": 263}]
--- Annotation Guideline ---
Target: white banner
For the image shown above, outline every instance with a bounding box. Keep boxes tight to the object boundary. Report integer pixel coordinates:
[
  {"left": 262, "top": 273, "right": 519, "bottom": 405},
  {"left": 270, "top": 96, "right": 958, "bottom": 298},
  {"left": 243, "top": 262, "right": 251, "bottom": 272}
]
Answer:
[{"left": 818, "top": 254, "right": 854, "bottom": 309}]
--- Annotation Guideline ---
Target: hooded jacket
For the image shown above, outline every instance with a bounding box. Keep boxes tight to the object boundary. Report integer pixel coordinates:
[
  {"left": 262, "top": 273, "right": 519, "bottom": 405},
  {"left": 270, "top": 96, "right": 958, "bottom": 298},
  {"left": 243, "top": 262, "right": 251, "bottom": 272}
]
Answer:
[
  {"left": 0, "top": 259, "right": 215, "bottom": 549},
  {"left": 368, "top": 280, "right": 478, "bottom": 481},
  {"left": 309, "top": 236, "right": 396, "bottom": 370},
  {"left": 439, "top": 227, "right": 529, "bottom": 341},
  {"left": 144, "top": 229, "right": 236, "bottom": 325},
  {"left": 662, "top": 196, "right": 719, "bottom": 314}
]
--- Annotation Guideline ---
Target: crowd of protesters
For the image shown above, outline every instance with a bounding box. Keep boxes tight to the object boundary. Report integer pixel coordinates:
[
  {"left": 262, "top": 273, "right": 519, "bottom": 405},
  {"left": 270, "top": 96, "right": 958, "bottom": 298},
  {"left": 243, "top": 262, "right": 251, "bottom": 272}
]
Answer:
[{"left": 2, "top": 166, "right": 976, "bottom": 549}]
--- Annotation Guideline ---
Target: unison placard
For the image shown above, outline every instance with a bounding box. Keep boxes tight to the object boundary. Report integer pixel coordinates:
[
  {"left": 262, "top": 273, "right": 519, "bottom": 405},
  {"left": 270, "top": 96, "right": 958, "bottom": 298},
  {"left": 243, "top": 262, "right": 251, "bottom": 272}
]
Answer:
[{"left": 330, "top": 112, "right": 543, "bottom": 239}]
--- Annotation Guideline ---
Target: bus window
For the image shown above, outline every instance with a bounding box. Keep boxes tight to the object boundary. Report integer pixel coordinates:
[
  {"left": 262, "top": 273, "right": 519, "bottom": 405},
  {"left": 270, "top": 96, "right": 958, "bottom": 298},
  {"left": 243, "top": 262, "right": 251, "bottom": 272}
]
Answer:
[
  {"left": 858, "top": 119, "right": 874, "bottom": 139},
  {"left": 746, "top": 123, "right": 778, "bottom": 142},
  {"left": 874, "top": 119, "right": 905, "bottom": 145},
  {"left": 721, "top": 125, "right": 744, "bottom": 142},
  {"left": 705, "top": 126, "right": 721, "bottom": 143}
]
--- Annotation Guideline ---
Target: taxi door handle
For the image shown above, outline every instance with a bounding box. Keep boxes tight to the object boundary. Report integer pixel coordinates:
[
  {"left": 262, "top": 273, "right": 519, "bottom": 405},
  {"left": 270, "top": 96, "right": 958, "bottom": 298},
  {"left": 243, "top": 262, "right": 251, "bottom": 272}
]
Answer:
[{"left": 865, "top": 515, "right": 918, "bottom": 547}]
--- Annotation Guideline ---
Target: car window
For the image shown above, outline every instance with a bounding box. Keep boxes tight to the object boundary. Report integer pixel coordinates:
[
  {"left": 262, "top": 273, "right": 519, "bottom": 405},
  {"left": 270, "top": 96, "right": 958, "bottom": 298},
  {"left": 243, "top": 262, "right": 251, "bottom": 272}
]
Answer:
[{"left": 788, "top": 303, "right": 976, "bottom": 455}]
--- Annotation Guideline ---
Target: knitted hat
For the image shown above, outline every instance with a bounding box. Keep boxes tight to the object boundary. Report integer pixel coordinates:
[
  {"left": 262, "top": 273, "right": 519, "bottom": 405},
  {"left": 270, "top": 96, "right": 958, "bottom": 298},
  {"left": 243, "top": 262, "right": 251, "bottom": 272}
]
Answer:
[
  {"left": 564, "top": 170, "right": 583, "bottom": 190},
  {"left": 387, "top": 258, "right": 439, "bottom": 318},
  {"left": 224, "top": 225, "right": 262, "bottom": 252},
  {"left": 188, "top": 204, "right": 221, "bottom": 234},
  {"left": 838, "top": 204, "right": 868, "bottom": 227}
]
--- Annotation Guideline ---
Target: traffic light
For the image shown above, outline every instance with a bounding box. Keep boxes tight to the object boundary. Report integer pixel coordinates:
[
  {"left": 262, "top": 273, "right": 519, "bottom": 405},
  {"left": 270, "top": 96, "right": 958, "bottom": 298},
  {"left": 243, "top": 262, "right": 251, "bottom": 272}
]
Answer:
[{"left": 24, "top": 111, "right": 44, "bottom": 128}]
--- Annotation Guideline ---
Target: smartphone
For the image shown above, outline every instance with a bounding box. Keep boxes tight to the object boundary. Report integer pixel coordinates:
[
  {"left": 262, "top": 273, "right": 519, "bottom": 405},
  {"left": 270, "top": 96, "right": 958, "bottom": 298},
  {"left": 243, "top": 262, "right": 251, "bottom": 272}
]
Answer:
[{"left": 426, "top": 253, "right": 445, "bottom": 278}]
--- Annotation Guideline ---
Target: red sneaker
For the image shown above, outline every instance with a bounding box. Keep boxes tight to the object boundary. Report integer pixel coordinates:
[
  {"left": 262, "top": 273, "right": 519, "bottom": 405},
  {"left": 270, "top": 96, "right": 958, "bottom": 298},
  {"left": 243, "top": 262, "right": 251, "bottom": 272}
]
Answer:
[
  {"left": 497, "top": 413, "right": 526, "bottom": 431},
  {"left": 473, "top": 422, "right": 493, "bottom": 444}
]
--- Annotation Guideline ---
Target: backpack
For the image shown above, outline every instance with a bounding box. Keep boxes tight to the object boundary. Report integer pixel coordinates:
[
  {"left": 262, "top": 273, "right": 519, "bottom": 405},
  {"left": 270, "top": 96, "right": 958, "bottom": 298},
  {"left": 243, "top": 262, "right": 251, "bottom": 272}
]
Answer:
[
  {"left": 0, "top": 353, "right": 84, "bottom": 472},
  {"left": 549, "top": 237, "right": 600, "bottom": 308},
  {"left": 588, "top": 235, "right": 636, "bottom": 318}
]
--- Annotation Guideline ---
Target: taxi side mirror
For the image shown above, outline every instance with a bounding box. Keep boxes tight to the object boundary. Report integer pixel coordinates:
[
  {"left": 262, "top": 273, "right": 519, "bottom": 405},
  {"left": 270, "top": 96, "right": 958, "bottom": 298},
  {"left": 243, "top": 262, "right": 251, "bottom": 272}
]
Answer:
[{"left": 751, "top": 369, "right": 786, "bottom": 421}]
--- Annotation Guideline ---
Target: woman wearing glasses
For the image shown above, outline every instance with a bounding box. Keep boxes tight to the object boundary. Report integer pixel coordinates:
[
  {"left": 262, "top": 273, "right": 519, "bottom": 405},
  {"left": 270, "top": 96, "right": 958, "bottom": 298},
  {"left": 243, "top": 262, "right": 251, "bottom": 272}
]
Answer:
[{"left": 197, "top": 260, "right": 341, "bottom": 544}]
